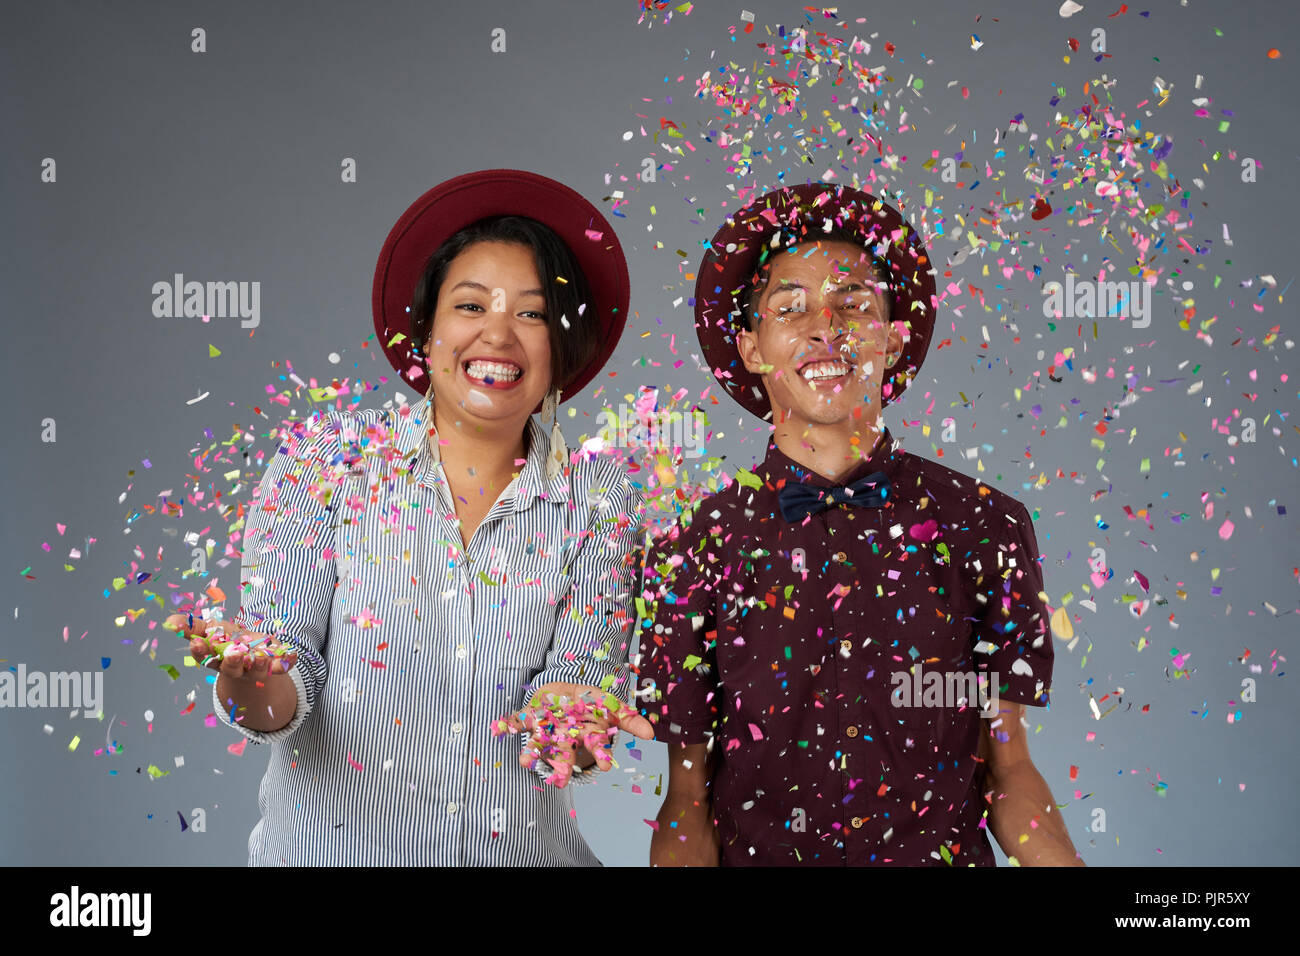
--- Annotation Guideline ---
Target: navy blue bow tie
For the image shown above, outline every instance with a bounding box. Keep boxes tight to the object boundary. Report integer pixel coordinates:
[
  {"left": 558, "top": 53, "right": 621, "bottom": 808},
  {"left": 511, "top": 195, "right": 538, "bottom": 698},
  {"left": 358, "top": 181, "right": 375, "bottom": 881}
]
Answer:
[{"left": 778, "top": 470, "right": 891, "bottom": 522}]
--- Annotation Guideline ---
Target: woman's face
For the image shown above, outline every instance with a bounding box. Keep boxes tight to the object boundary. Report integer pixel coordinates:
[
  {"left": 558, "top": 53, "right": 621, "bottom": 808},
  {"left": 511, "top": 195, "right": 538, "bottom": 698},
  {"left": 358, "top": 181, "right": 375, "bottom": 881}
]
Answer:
[{"left": 422, "top": 240, "right": 554, "bottom": 432}]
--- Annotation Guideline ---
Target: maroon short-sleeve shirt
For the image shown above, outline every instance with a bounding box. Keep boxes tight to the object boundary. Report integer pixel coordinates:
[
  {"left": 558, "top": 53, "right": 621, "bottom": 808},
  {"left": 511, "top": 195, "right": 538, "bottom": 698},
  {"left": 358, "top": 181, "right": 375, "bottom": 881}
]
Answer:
[{"left": 635, "top": 429, "right": 1053, "bottom": 866}]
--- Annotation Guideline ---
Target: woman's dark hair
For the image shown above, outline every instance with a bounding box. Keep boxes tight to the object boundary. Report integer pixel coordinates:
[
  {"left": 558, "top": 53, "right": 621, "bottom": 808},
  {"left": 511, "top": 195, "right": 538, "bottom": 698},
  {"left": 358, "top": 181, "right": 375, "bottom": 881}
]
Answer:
[
  {"left": 408, "top": 215, "right": 599, "bottom": 390},
  {"left": 743, "top": 226, "right": 893, "bottom": 330}
]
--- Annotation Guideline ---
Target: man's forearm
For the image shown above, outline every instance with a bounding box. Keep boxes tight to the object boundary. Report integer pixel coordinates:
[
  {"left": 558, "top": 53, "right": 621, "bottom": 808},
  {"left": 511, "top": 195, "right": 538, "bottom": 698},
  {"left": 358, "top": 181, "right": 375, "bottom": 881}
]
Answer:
[
  {"left": 651, "top": 742, "right": 721, "bottom": 866},
  {"left": 986, "top": 761, "right": 1084, "bottom": 866}
]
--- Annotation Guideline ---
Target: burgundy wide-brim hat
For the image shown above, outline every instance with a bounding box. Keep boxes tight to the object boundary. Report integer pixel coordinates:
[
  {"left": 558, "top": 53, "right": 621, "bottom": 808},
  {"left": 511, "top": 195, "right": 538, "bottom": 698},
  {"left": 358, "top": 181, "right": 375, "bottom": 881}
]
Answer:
[
  {"left": 373, "top": 168, "right": 630, "bottom": 403},
  {"left": 693, "top": 181, "right": 937, "bottom": 420}
]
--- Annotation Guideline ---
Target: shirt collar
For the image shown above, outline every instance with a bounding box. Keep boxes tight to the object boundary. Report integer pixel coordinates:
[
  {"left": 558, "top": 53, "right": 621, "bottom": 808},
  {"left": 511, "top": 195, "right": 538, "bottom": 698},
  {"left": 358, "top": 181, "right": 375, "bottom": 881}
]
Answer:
[
  {"left": 398, "top": 395, "right": 571, "bottom": 511},
  {"left": 759, "top": 426, "right": 903, "bottom": 490}
]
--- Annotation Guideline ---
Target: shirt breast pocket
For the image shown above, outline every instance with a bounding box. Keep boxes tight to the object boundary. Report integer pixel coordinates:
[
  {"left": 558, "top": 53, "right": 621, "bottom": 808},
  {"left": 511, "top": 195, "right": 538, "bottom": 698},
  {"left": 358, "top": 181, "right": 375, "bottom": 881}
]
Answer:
[
  {"left": 879, "top": 622, "right": 980, "bottom": 734},
  {"left": 347, "top": 477, "right": 415, "bottom": 571},
  {"left": 493, "top": 568, "right": 573, "bottom": 710}
]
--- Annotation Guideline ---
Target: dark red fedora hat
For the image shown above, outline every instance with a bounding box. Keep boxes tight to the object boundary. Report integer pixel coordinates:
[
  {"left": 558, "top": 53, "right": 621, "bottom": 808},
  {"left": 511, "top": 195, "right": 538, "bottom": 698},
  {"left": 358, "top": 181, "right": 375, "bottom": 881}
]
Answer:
[
  {"left": 372, "top": 168, "right": 630, "bottom": 403},
  {"left": 692, "top": 181, "right": 937, "bottom": 420}
]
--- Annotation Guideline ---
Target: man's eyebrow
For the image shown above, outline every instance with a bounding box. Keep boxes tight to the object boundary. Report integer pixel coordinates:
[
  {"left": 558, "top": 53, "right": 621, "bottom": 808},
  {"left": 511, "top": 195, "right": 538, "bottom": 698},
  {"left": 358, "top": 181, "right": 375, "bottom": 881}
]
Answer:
[
  {"left": 448, "top": 280, "right": 545, "bottom": 297},
  {"left": 765, "top": 279, "right": 882, "bottom": 295}
]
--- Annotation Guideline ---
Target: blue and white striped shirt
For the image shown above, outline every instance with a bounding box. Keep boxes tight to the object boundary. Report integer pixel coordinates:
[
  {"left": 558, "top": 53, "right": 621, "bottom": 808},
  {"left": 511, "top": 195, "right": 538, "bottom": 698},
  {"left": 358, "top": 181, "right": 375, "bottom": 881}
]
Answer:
[{"left": 213, "top": 394, "right": 642, "bottom": 865}]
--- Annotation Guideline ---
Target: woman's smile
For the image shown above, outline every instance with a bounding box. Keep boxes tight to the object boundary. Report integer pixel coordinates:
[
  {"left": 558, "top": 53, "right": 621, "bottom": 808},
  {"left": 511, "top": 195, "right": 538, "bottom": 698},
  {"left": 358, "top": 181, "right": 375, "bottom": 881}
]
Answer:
[{"left": 462, "top": 356, "right": 526, "bottom": 389}]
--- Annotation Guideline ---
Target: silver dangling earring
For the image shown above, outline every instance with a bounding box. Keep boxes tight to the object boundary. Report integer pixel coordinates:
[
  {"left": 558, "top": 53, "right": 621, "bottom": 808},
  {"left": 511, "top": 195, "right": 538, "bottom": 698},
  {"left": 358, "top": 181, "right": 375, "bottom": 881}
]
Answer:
[{"left": 541, "top": 388, "right": 567, "bottom": 482}]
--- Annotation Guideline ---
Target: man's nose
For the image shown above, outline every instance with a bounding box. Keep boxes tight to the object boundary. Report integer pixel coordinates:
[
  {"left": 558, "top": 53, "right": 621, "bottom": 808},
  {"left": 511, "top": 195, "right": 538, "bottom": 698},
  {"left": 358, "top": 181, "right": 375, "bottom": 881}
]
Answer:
[{"left": 809, "top": 306, "right": 849, "bottom": 343}]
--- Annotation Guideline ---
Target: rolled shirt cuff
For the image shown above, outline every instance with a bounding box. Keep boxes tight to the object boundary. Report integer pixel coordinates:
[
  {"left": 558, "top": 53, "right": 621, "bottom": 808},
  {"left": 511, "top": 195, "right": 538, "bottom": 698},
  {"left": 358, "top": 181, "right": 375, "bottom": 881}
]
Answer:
[
  {"left": 211, "top": 665, "right": 310, "bottom": 744},
  {"left": 521, "top": 730, "right": 612, "bottom": 787}
]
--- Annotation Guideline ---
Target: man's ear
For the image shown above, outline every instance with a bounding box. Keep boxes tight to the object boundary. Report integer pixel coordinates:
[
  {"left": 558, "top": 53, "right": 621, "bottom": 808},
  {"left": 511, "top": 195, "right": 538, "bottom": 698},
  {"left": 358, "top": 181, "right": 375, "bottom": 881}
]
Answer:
[
  {"left": 737, "top": 327, "right": 767, "bottom": 374},
  {"left": 884, "top": 320, "right": 905, "bottom": 369}
]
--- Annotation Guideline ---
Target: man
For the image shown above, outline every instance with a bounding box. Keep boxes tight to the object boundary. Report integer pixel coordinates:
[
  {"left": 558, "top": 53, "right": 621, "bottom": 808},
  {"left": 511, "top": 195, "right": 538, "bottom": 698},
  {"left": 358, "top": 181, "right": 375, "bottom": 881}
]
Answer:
[{"left": 635, "top": 182, "right": 1082, "bottom": 866}]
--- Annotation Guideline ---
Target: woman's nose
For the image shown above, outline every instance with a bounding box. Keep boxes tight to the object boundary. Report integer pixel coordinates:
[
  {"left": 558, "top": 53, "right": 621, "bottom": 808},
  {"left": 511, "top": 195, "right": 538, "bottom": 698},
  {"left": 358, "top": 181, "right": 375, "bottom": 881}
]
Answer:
[{"left": 479, "top": 306, "right": 518, "bottom": 344}]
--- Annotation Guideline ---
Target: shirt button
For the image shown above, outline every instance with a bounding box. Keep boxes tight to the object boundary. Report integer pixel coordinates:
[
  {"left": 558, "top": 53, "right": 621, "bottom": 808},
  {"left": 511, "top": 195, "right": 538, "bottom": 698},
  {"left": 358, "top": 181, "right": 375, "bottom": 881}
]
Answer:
[
  {"left": 451, "top": 722, "right": 463, "bottom": 734},
  {"left": 833, "top": 551, "right": 847, "bottom": 563},
  {"left": 840, "top": 639, "right": 852, "bottom": 653},
  {"left": 851, "top": 816, "right": 863, "bottom": 829},
  {"left": 846, "top": 725, "right": 859, "bottom": 738},
  {"left": 447, "top": 802, "right": 458, "bottom": 815},
  {"left": 455, "top": 647, "right": 467, "bottom": 660}
]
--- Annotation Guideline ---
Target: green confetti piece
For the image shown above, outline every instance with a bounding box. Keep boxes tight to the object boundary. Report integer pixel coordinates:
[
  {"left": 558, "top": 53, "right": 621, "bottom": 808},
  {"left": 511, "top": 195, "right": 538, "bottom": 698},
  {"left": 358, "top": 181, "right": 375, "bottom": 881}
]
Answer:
[
  {"left": 158, "top": 664, "right": 180, "bottom": 681},
  {"left": 734, "top": 468, "right": 762, "bottom": 490},
  {"left": 682, "top": 654, "right": 703, "bottom": 671},
  {"left": 146, "top": 764, "right": 170, "bottom": 779}
]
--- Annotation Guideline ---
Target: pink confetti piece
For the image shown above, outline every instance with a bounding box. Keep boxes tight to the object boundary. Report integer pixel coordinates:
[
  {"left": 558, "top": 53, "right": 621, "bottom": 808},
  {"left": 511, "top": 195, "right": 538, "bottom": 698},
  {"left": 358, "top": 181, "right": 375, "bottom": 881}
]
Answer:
[
  {"left": 347, "top": 751, "right": 364, "bottom": 772},
  {"left": 909, "top": 519, "right": 939, "bottom": 542},
  {"left": 226, "top": 737, "right": 247, "bottom": 756}
]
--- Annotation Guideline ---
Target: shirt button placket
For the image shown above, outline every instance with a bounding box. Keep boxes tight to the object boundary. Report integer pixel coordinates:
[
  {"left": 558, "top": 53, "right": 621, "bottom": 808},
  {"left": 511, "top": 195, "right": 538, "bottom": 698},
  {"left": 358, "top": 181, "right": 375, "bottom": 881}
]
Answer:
[
  {"left": 827, "top": 510, "right": 858, "bottom": 865},
  {"left": 451, "top": 554, "right": 475, "bottom": 863}
]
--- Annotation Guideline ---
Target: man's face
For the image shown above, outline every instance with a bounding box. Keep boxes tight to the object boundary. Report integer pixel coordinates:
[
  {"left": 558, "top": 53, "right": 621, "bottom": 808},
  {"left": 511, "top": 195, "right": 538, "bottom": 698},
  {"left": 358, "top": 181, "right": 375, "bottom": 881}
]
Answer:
[{"left": 736, "top": 239, "right": 902, "bottom": 429}]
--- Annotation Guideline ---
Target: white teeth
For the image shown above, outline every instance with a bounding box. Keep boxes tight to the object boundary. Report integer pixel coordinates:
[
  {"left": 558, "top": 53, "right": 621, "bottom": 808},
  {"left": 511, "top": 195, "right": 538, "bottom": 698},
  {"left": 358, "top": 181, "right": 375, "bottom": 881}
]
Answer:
[
  {"left": 800, "top": 361, "right": 851, "bottom": 381},
  {"left": 465, "top": 360, "right": 522, "bottom": 382}
]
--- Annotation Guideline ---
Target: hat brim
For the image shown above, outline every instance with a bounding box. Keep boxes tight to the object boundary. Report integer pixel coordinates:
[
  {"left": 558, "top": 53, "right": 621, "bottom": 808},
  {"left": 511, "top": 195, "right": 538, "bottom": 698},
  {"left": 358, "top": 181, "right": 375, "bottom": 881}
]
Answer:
[
  {"left": 373, "top": 169, "right": 630, "bottom": 404},
  {"left": 692, "top": 182, "right": 937, "bottom": 420}
]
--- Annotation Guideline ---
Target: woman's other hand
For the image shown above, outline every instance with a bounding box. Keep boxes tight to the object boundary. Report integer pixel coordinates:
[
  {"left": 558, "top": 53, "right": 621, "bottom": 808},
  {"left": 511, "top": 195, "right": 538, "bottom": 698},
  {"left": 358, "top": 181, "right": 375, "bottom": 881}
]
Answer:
[{"left": 492, "top": 681, "right": 654, "bottom": 788}]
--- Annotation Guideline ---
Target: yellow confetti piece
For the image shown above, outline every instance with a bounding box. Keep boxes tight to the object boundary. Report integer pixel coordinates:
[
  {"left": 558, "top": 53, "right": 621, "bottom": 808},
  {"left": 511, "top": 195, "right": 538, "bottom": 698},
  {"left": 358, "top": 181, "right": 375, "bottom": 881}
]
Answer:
[
  {"left": 208, "top": 344, "right": 221, "bottom": 358},
  {"left": 1050, "top": 606, "right": 1074, "bottom": 640},
  {"left": 68, "top": 735, "right": 80, "bottom": 752}
]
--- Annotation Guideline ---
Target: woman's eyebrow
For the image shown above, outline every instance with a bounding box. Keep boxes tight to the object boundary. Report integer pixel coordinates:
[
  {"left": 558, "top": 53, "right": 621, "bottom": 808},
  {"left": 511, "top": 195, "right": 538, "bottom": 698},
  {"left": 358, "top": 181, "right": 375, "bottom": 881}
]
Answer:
[{"left": 448, "top": 279, "right": 545, "bottom": 297}]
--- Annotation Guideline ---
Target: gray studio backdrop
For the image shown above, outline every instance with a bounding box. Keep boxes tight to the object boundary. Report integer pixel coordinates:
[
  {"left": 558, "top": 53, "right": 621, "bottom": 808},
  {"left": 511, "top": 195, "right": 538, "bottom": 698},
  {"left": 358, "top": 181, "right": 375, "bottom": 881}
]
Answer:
[{"left": 2, "top": 0, "right": 1297, "bottom": 866}]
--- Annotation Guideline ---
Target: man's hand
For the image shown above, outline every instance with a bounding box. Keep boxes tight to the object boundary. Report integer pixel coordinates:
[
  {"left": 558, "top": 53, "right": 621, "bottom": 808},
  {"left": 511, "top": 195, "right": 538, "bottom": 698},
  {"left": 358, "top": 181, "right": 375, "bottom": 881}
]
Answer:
[{"left": 492, "top": 681, "right": 654, "bottom": 788}]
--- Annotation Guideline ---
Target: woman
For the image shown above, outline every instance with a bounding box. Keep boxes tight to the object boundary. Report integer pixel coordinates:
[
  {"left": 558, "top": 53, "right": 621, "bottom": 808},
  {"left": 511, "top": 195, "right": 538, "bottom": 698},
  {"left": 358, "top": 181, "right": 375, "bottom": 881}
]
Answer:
[{"left": 165, "top": 169, "right": 650, "bottom": 865}]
